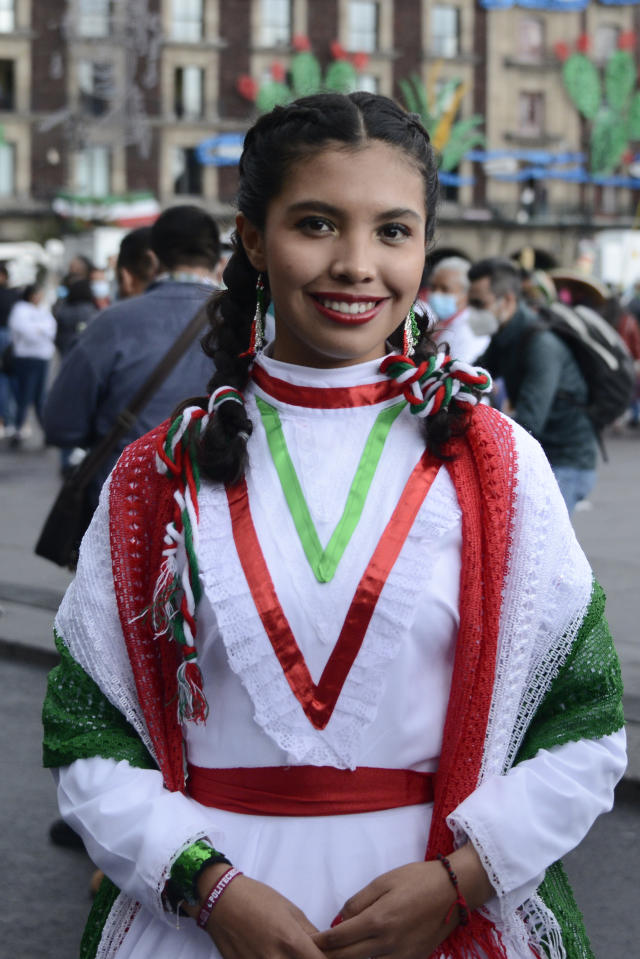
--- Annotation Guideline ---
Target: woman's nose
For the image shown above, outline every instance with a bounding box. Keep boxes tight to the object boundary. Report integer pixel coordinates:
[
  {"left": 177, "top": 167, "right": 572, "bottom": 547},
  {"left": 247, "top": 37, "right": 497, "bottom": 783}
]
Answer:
[{"left": 329, "top": 236, "right": 376, "bottom": 284}]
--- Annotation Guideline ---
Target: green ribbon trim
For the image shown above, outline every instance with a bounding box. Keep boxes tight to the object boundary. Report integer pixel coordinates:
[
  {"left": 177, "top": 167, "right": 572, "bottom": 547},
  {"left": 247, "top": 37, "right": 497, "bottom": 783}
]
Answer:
[{"left": 256, "top": 396, "right": 405, "bottom": 583}]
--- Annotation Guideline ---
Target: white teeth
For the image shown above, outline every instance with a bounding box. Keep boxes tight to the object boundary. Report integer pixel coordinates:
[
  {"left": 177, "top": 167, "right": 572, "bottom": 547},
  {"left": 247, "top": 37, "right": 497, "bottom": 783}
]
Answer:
[{"left": 319, "top": 299, "right": 377, "bottom": 315}]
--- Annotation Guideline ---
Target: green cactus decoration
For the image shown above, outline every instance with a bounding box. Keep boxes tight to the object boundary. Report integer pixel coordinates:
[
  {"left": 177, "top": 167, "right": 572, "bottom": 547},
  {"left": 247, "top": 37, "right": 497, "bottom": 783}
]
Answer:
[
  {"left": 238, "top": 42, "right": 365, "bottom": 115},
  {"left": 560, "top": 43, "right": 640, "bottom": 175},
  {"left": 324, "top": 59, "right": 358, "bottom": 94},
  {"left": 290, "top": 51, "right": 322, "bottom": 97},
  {"left": 256, "top": 81, "right": 291, "bottom": 114},
  {"left": 399, "top": 73, "right": 485, "bottom": 173},
  {"left": 562, "top": 54, "right": 601, "bottom": 120}
]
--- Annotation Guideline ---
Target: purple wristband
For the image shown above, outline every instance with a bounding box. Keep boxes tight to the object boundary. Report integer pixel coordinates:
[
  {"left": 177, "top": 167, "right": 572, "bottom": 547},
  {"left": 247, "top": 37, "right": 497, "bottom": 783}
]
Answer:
[{"left": 196, "top": 867, "right": 242, "bottom": 930}]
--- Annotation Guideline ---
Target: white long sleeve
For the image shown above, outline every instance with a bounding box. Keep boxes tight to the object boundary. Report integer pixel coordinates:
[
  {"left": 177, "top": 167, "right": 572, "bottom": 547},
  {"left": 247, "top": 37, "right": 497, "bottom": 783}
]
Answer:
[
  {"left": 55, "top": 757, "right": 226, "bottom": 922},
  {"left": 448, "top": 727, "right": 627, "bottom": 919}
]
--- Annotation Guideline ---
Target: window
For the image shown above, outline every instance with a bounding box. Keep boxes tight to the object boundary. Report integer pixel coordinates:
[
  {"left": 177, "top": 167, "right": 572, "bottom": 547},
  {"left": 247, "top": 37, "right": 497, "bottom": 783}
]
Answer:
[
  {"left": 595, "top": 25, "right": 620, "bottom": 62},
  {"left": 173, "top": 146, "right": 203, "bottom": 194},
  {"left": 0, "top": 60, "right": 14, "bottom": 111},
  {"left": 260, "top": 0, "right": 292, "bottom": 47},
  {"left": 78, "top": 61, "right": 114, "bottom": 117},
  {"left": 76, "top": 145, "right": 111, "bottom": 196},
  {"left": 517, "top": 16, "right": 544, "bottom": 62},
  {"left": 431, "top": 5, "right": 460, "bottom": 58},
  {"left": 175, "top": 66, "right": 205, "bottom": 120},
  {"left": 170, "top": 0, "right": 204, "bottom": 42},
  {"left": 518, "top": 91, "right": 544, "bottom": 137},
  {"left": 77, "top": 0, "right": 110, "bottom": 38},
  {"left": 355, "top": 74, "right": 379, "bottom": 94},
  {"left": 0, "top": 142, "right": 14, "bottom": 195},
  {"left": 348, "top": 1, "right": 379, "bottom": 53},
  {"left": 0, "top": 0, "right": 14, "bottom": 32}
]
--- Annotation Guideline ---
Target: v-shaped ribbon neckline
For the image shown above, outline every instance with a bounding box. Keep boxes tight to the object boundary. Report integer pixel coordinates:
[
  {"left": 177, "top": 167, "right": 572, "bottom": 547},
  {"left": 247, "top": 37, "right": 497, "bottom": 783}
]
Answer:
[
  {"left": 226, "top": 452, "right": 441, "bottom": 730},
  {"left": 256, "top": 396, "right": 406, "bottom": 583}
]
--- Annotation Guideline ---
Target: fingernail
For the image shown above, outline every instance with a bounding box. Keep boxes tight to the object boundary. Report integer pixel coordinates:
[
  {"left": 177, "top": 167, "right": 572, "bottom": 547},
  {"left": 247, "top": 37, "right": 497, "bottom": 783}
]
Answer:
[{"left": 331, "top": 914, "right": 343, "bottom": 927}]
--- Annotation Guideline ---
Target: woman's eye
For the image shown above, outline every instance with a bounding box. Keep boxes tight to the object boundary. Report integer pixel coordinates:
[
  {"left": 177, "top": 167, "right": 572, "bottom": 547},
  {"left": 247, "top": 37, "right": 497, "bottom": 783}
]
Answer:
[
  {"left": 380, "top": 223, "right": 411, "bottom": 242},
  {"left": 297, "top": 217, "right": 334, "bottom": 234}
]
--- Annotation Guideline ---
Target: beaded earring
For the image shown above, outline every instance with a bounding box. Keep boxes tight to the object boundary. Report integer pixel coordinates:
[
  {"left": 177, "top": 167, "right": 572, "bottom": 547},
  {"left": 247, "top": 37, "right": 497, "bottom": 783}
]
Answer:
[
  {"left": 402, "top": 305, "right": 420, "bottom": 357},
  {"left": 240, "top": 273, "right": 266, "bottom": 359}
]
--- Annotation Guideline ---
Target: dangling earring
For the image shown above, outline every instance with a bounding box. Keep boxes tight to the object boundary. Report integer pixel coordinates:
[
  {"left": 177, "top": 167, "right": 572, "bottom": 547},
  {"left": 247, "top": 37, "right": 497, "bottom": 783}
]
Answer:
[
  {"left": 240, "top": 273, "right": 266, "bottom": 359},
  {"left": 402, "top": 306, "right": 419, "bottom": 357}
]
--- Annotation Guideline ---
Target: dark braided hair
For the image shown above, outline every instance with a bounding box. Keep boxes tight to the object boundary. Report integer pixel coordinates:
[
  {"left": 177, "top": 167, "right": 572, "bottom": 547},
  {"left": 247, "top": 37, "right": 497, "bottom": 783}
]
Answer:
[{"left": 195, "top": 91, "right": 460, "bottom": 484}]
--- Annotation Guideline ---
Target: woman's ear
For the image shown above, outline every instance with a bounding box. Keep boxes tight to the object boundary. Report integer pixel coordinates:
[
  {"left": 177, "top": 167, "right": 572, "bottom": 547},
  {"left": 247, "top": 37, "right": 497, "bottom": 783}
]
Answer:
[{"left": 236, "top": 213, "right": 267, "bottom": 272}]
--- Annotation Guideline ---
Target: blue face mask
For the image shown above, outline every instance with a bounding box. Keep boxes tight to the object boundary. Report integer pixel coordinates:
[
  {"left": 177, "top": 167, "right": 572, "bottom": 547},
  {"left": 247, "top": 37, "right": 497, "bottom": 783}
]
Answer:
[{"left": 428, "top": 291, "right": 459, "bottom": 321}]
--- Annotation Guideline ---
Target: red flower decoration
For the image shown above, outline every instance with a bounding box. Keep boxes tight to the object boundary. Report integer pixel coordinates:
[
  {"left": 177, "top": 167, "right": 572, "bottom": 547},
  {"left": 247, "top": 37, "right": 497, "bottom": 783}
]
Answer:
[
  {"left": 618, "top": 31, "right": 636, "bottom": 51},
  {"left": 576, "top": 34, "right": 591, "bottom": 54},
  {"left": 351, "top": 51, "right": 369, "bottom": 72},
  {"left": 271, "top": 62, "right": 286, "bottom": 83},
  {"left": 553, "top": 41, "right": 571, "bottom": 62},
  {"left": 623, "top": 149, "right": 634, "bottom": 166},
  {"left": 292, "top": 34, "right": 311, "bottom": 52},
  {"left": 237, "top": 75, "right": 259, "bottom": 102},
  {"left": 330, "top": 40, "right": 347, "bottom": 61}
]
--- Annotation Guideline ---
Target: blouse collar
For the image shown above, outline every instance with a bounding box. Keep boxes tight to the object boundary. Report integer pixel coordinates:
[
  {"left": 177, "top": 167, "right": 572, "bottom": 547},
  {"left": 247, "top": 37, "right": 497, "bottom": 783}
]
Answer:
[{"left": 251, "top": 350, "right": 406, "bottom": 410}]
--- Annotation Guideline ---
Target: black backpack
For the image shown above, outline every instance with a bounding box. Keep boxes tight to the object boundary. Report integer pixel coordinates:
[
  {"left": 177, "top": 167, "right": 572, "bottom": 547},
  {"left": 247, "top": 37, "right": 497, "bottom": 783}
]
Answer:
[{"left": 528, "top": 301, "right": 635, "bottom": 436}]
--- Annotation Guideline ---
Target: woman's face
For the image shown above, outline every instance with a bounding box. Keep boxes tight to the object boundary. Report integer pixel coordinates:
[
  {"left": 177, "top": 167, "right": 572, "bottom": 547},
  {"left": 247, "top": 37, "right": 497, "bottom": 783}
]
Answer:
[{"left": 238, "top": 140, "right": 428, "bottom": 368}]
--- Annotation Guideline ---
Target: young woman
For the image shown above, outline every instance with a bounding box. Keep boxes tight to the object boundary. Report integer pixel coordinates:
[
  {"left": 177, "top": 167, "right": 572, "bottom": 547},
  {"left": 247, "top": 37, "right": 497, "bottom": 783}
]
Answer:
[{"left": 43, "top": 93, "right": 625, "bottom": 959}]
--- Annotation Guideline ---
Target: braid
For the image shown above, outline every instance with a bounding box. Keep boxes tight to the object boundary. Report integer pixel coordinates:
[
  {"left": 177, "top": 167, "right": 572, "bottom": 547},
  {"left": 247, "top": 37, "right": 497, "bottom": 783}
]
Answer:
[{"left": 197, "top": 240, "right": 258, "bottom": 484}]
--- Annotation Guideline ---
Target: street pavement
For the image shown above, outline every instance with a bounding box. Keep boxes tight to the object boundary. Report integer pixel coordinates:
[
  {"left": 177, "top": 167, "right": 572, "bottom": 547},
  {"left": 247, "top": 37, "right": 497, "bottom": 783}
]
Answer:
[{"left": 0, "top": 425, "right": 639, "bottom": 958}]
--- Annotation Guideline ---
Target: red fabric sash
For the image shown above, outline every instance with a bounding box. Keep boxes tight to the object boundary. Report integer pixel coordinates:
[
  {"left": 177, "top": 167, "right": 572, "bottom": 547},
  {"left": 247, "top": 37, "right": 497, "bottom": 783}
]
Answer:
[{"left": 187, "top": 764, "right": 435, "bottom": 816}]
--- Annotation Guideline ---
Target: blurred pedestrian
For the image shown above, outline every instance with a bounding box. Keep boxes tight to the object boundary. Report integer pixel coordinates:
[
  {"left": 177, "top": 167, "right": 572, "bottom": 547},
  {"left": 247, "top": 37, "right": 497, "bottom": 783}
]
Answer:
[
  {"left": 115, "top": 226, "right": 158, "bottom": 299},
  {"left": 8, "top": 283, "right": 56, "bottom": 448},
  {"left": 43, "top": 204, "right": 221, "bottom": 514},
  {"left": 0, "top": 262, "right": 20, "bottom": 437},
  {"left": 605, "top": 297, "right": 640, "bottom": 429},
  {"left": 54, "top": 278, "right": 98, "bottom": 357},
  {"left": 470, "top": 258, "right": 598, "bottom": 515},
  {"left": 426, "top": 256, "right": 489, "bottom": 362}
]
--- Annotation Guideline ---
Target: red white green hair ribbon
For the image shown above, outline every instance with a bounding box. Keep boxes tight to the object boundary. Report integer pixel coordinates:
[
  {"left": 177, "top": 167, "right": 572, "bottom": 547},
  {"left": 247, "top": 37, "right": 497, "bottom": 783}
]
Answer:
[
  {"left": 380, "top": 351, "right": 492, "bottom": 417},
  {"left": 153, "top": 385, "right": 244, "bottom": 723}
]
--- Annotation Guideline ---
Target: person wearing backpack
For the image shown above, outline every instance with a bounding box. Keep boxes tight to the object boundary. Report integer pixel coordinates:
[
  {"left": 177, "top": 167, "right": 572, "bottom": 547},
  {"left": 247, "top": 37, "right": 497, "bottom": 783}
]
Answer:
[{"left": 469, "top": 258, "right": 597, "bottom": 516}]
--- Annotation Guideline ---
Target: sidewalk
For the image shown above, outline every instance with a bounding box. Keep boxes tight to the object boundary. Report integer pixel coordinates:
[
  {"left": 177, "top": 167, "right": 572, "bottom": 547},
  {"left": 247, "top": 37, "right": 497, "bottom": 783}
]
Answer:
[{"left": 1, "top": 427, "right": 639, "bottom": 783}]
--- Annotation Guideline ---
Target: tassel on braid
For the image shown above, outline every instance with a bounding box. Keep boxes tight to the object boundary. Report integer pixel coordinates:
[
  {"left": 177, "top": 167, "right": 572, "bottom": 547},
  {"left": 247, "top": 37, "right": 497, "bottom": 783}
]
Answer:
[{"left": 154, "top": 388, "right": 246, "bottom": 723}]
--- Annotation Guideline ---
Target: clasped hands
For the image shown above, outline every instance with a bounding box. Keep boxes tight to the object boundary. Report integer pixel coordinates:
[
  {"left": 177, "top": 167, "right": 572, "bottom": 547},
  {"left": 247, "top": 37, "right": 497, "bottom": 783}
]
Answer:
[{"left": 188, "top": 844, "right": 493, "bottom": 959}]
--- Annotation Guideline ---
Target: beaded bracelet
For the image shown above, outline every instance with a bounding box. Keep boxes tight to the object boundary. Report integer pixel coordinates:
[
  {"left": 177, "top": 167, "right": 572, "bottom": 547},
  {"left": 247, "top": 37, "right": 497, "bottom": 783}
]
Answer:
[
  {"left": 196, "top": 867, "right": 243, "bottom": 930},
  {"left": 437, "top": 853, "right": 470, "bottom": 927}
]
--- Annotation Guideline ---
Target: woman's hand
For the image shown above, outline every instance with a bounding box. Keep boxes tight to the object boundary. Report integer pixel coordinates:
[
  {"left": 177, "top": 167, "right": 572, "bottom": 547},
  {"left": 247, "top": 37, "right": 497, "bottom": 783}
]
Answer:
[
  {"left": 184, "top": 864, "right": 326, "bottom": 959},
  {"left": 312, "top": 844, "right": 494, "bottom": 959}
]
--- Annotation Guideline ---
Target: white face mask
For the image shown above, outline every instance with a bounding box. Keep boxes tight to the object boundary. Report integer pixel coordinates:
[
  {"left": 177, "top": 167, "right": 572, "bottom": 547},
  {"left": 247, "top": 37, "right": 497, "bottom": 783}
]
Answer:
[{"left": 467, "top": 307, "right": 499, "bottom": 336}]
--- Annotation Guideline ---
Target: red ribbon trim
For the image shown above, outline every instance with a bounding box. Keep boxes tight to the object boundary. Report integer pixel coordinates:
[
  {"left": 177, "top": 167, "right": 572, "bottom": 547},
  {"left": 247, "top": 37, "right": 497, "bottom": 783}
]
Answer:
[
  {"left": 251, "top": 362, "right": 405, "bottom": 409},
  {"left": 187, "top": 764, "right": 435, "bottom": 815},
  {"left": 226, "top": 452, "right": 441, "bottom": 729}
]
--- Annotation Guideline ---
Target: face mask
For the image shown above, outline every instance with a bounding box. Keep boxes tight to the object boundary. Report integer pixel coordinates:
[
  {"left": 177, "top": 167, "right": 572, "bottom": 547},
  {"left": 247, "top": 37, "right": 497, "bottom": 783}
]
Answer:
[
  {"left": 91, "top": 280, "right": 110, "bottom": 299},
  {"left": 467, "top": 307, "right": 499, "bottom": 336},
  {"left": 428, "top": 291, "right": 458, "bottom": 321}
]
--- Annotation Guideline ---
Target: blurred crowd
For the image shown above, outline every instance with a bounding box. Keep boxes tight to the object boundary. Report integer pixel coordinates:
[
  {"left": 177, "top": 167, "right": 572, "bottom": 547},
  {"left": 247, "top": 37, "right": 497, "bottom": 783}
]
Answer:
[{"left": 1, "top": 205, "right": 639, "bottom": 522}]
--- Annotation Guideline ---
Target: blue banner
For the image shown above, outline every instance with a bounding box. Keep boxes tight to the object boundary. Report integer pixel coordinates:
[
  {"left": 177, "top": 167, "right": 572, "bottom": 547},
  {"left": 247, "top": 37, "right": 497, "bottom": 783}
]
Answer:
[{"left": 479, "top": 0, "right": 639, "bottom": 9}]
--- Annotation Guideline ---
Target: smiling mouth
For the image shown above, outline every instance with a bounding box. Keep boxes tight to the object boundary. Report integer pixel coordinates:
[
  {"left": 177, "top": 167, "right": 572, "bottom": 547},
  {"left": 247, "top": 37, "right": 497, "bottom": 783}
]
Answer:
[{"left": 310, "top": 294, "right": 386, "bottom": 324}]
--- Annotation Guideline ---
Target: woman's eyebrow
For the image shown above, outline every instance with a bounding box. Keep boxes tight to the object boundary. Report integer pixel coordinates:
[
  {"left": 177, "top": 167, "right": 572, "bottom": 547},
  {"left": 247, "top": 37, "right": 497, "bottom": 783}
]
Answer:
[{"left": 286, "top": 201, "right": 422, "bottom": 222}]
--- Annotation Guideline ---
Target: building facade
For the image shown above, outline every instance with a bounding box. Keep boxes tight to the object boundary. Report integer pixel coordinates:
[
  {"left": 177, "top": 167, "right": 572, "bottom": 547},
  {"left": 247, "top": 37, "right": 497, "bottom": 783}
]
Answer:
[{"left": 1, "top": 0, "right": 639, "bottom": 266}]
